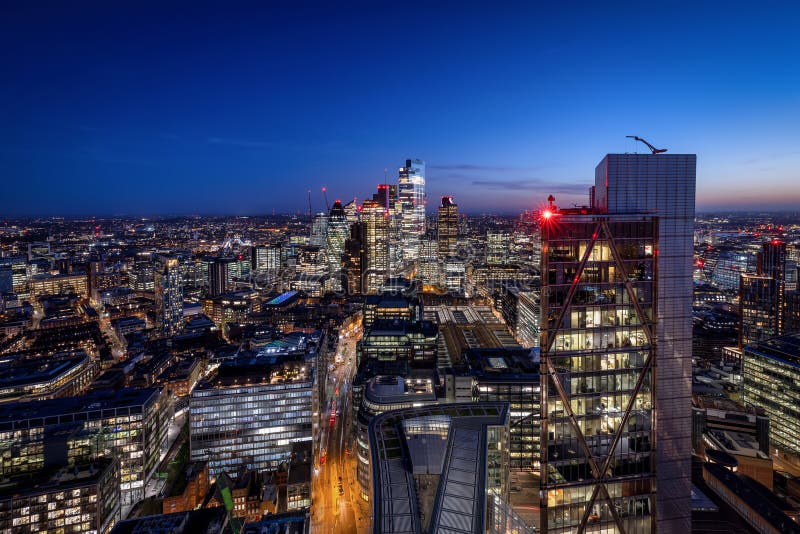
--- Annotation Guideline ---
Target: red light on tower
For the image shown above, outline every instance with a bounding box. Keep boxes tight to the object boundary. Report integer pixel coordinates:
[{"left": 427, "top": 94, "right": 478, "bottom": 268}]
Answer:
[{"left": 542, "top": 209, "right": 553, "bottom": 220}]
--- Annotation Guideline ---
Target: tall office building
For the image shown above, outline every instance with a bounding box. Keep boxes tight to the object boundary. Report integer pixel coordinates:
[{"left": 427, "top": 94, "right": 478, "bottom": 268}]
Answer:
[
  {"left": 540, "top": 153, "right": 696, "bottom": 533},
  {"left": 208, "top": 257, "right": 234, "bottom": 296},
  {"left": 361, "top": 194, "right": 390, "bottom": 294},
  {"left": 252, "top": 244, "right": 281, "bottom": 272},
  {"left": 397, "top": 159, "right": 426, "bottom": 262},
  {"left": 343, "top": 221, "right": 367, "bottom": 295},
  {"left": 487, "top": 232, "right": 510, "bottom": 265},
  {"left": 310, "top": 212, "right": 328, "bottom": 248},
  {"left": 326, "top": 200, "right": 349, "bottom": 292},
  {"left": 740, "top": 239, "right": 787, "bottom": 346},
  {"left": 155, "top": 256, "right": 183, "bottom": 337},
  {"left": 437, "top": 196, "right": 459, "bottom": 258},
  {"left": 740, "top": 274, "right": 781, "bottom": 346}
]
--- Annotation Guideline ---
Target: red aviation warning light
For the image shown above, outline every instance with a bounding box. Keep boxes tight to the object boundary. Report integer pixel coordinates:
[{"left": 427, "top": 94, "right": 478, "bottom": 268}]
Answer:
[{"left": 540, "top": 195, "right": 558, "bottom": 224}]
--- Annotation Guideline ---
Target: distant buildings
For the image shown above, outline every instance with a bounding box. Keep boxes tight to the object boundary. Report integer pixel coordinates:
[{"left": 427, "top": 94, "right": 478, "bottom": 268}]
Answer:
[
  {"left": 437, "top": 195, "right": 459, "bottom": 259},
  {"left": 155, "top": 256, "right": 184, "bottom": 337},
  {"left": 739, "top": 240, "right": 787, "bottom": 346}
]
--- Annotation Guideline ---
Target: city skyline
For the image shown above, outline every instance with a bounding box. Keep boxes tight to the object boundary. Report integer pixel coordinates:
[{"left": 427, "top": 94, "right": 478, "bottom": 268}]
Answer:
[{"left": 4, "top": 3, "right": 800, "bottom": 216}]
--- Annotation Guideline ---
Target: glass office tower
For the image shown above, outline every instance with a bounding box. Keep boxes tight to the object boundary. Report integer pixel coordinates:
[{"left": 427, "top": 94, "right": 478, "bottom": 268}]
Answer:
[
  {"left": 541, "top": 211, "right": 658, "bottom": 533},
  {"left": 540, "top": 153, "right": 696, "bottom": 533},
  {"left": 397, "top": 158, "right": 426, "bottom": 262}
]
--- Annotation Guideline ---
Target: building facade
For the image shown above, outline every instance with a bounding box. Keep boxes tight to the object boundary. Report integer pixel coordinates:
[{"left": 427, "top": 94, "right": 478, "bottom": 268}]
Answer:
[
  {"left": 189, "top": 357, "right": 313, "bottom": 477},
  {"left": 539, "top": 153, "right": 696, "bottom": 533},
  {"left": 742, "top": 333, "right": 800, "bottom": 458},
  {"left": 437, "top": 196, "right": 458, "bottom": 259},
  {"left": 0, "top": 388, "right": 171, "bottom": 506},
  {"left": 155, "top": 256, "right": 183, "bottom": 337},
  {"left": 397, "top": 158, "right": 426, "bottom": 262}
]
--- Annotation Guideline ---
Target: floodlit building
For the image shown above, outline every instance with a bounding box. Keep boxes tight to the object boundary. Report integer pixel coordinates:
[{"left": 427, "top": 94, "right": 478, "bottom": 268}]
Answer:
[
  {"left": 189, "top": 356, "right": 313, "bottom": 477},
  {"left": 397, "top": 158, "right": 426, "bottom": 263},
  {"left": 361, "top": 196, "right": 390, "bottom": 294}
]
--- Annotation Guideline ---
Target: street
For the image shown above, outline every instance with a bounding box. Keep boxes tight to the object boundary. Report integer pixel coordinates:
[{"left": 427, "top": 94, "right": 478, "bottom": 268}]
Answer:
[{"left": 311, "top": 325, "right": 370, "bottom": 533}]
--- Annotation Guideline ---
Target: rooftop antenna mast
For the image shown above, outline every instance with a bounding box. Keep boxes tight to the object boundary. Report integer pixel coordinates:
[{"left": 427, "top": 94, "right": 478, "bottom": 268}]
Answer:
[{"left": 626, "top": 135, "right": 667, "bottom": 154}]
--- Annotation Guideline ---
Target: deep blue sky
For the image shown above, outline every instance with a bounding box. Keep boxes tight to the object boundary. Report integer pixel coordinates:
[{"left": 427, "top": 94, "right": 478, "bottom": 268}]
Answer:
[{"left": 2, "top": 2, "right": 800, "bottom": 215}]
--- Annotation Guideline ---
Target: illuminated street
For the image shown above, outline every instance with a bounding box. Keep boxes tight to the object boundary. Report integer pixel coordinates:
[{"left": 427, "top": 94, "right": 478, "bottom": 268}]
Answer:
[{"left": 312, "top": 325, "right": 370, "bottom": 533}]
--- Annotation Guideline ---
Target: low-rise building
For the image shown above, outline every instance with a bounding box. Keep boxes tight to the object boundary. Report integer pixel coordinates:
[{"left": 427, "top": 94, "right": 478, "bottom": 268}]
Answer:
[{"left": 0, "top": 458, "right": 120, "bottom": 534}]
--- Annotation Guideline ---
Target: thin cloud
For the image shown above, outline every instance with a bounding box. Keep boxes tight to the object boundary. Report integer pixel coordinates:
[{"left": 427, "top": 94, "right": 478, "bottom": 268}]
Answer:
[
  {"left": 471, "top": 179, "right": 590, "bottom": 193},
  {"left": 207, "top": 137, "right": 277, "bottom": 148},
  {"left": 429, "top": 163, "right": 545, "bottom": 172}
]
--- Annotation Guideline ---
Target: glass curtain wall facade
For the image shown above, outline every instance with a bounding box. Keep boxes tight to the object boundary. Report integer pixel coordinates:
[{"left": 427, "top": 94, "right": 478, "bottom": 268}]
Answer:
[
  {"left": 595, "top": 153, "right": 696, "bottom": 532},
  {"left": 541, "top": 213, "right": 658, "bottom": 533},
  {"left": 361, "top": 200, "right": 390, "bottom": 294},
  {"left": 742, "top": 333, "right": 800, "bottom": 457},
  {"left": 397, "top": 159, "right": 426, "bottom": 263},
  {"left": 326, "top": 200, "right": 349, "bottom": 292},
  {"left": 189, "top": 372, "right": 313, "bottom": 477}
]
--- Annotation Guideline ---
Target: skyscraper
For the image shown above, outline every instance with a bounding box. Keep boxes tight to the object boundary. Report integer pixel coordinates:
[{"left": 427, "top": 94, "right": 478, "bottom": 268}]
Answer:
[
  {"left": 740, "top": 239, "right": 787, "bottom": 346},
  {"left": 397, "top": 158, "right": 426, "bottom": 262},
  {"left": 154, "top": 256, "right": 183, "bottom": 337},
  {"left": 326, "top": 200, "right": 349, "bottom": 292},
  {"left": 437, "top": 195, "right": 458, "bottom": 258},
  {"left": 362, "top": 190, "right": 391, "bottom": 294},
  {"left": 343, "top": 221, "right": 367, "bottom": 295},
  {"left": 540, "top": 153, "right": 696, "bottom": 533},
  {"left": 208, "top": 257, "right": 234, "bottom": 296}
]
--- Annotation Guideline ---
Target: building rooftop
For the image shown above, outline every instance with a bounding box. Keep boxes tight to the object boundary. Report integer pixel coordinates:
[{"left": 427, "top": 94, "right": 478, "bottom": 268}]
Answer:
[
  {"left": 242, "top": 511, "right": 309, "bottom": 534},
  {"left": 369, "top": 402, "right": 509, "bottom": 534},
  {"left": 745, "top": 332, "right": 800, "bottom": 368},
  {"left": 364, "top": 373, "right": 437, "bottom": 406},
  {"left": 0, "top": 387, "right": 161, "bottom": 424},
  {"left": 0, "top": 351, "right": 91, "bottom": 392},
  {"left": 110, "top": 507, "right": 228, "bottom": 534},
  {"left": 460, "top": 347, "right": 540, "bottom": 381},
  {"left": 265, "top": 290, "right": 299, "bottom": 307},
  {"left": 0, "top": 458, "right": 116, "bottom": 498},
  {"left": 194, "top": 355, "right": 312, "bottom": 390},
  {"left": 703, "top": 462, "right": 800, "bottom": 534}
]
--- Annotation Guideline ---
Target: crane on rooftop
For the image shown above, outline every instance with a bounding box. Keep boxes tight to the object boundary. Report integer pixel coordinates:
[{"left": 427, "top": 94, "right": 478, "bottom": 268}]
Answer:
[{"left": 626, "top": 135, "right": 667, "bottom": 154}]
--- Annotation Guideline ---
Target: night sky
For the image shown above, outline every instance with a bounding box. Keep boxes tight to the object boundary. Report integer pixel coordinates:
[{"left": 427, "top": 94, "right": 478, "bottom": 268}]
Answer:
[{"left": 3, "top": 2, "right": 800, "bottom": 216}]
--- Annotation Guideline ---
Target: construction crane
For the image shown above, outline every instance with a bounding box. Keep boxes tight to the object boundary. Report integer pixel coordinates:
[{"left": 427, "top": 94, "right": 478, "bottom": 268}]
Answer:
[
  {"left": 321, "top": 186, "right": 330, "bottom": 212},
  {"left": 626, "top": 135, "right": 667, "bottom": 154}
]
